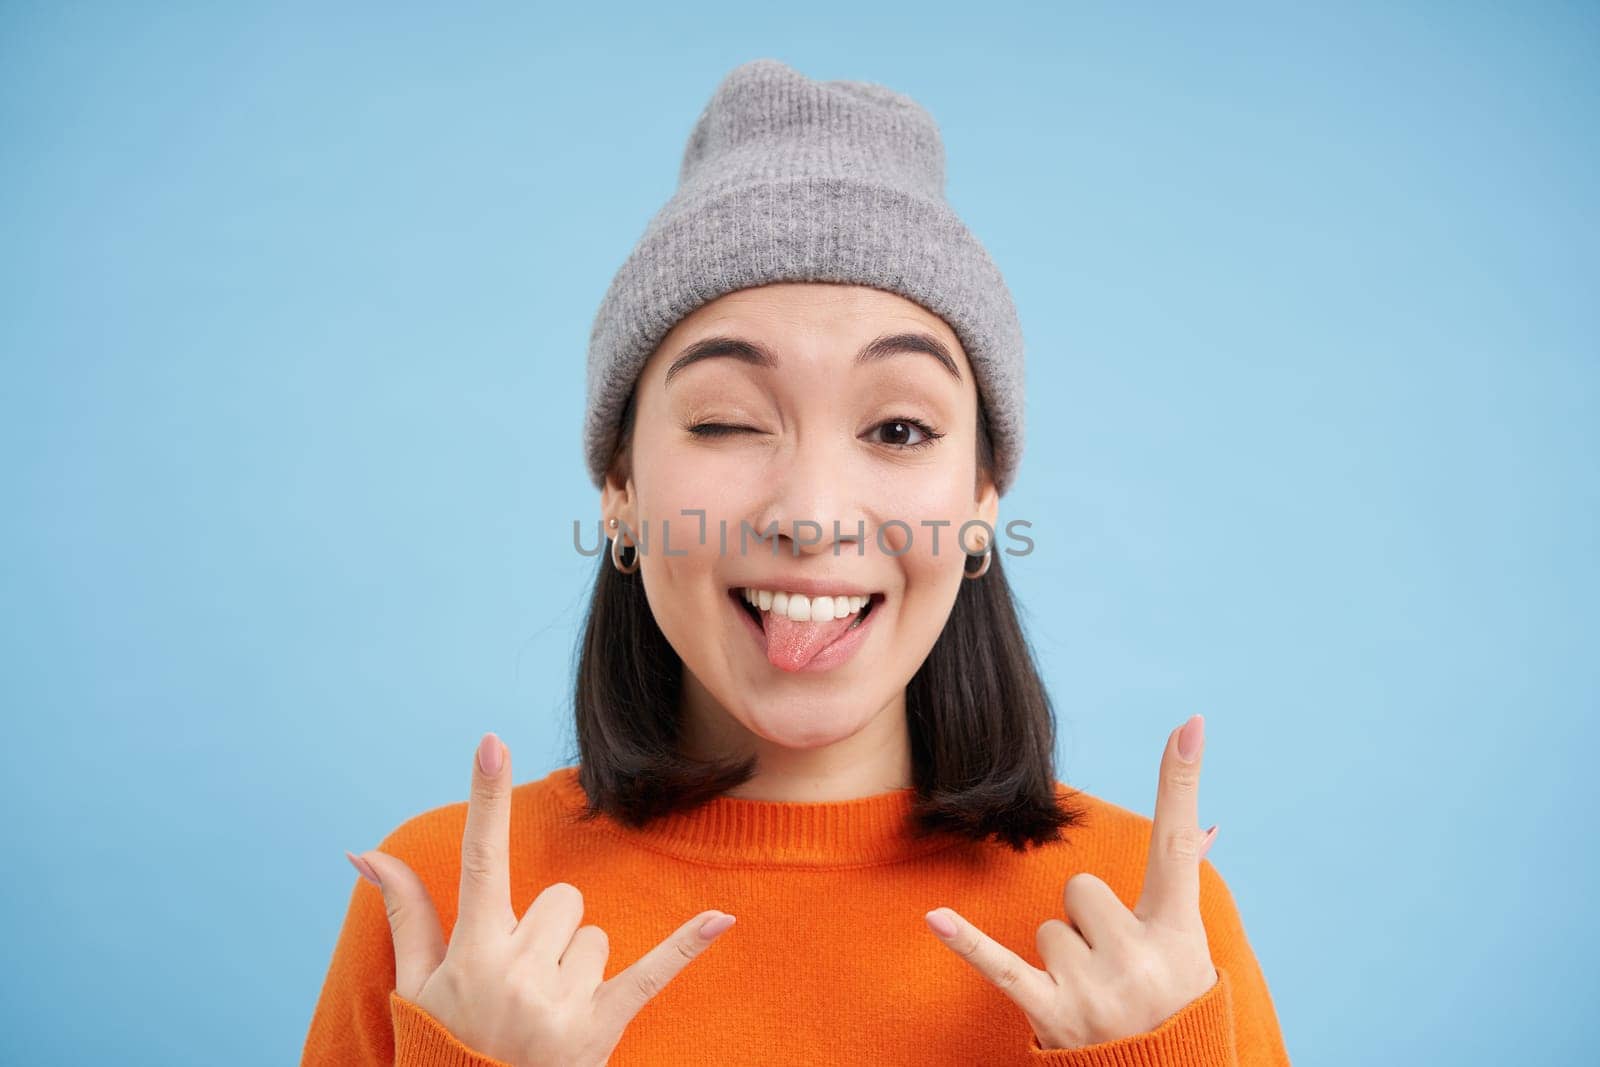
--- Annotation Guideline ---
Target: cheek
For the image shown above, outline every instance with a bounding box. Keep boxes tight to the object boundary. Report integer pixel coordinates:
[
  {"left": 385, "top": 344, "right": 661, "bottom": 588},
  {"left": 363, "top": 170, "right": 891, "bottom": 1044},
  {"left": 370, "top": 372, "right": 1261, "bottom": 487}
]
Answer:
[
  {"left": 635, "top": 530, "right": 724, "bottom": 679},
  {"left": 875, "top": 490, "right": 974, "bottom": 645},
  {"left": 896, "top": 521, "right": 968, "bottom": 619},
  {"left": 629, "top": 470, "right": 750, "bottom": 665},
  {"left": 878, "top": 480, "right": 980, "bottom": 566},
  {"left": 633, "top": 432, "right": 755, "bottom": 530}
]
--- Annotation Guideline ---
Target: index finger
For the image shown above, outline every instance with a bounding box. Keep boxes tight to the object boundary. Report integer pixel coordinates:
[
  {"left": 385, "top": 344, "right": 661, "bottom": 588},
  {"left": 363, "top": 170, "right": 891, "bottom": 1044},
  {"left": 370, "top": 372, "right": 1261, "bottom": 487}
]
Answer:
[
  {"left": 457, "top": 731, "right": 515, "bottom": 938},
  {"left": 926, "top": 907, "right": 1056, "bottom": 1020},
  {"left": 1136, "top": 714, "right": 1205, "bottom": 926},
  {"left": 596, "top": 911, "right": 736, "bottom": 1027}
]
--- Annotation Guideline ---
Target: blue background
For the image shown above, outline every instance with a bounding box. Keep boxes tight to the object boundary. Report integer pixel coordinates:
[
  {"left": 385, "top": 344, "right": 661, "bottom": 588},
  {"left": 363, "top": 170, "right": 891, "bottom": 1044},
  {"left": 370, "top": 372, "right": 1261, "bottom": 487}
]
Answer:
[{"left": 3, "top": 3, "right": 1595, "bottom": 1064}]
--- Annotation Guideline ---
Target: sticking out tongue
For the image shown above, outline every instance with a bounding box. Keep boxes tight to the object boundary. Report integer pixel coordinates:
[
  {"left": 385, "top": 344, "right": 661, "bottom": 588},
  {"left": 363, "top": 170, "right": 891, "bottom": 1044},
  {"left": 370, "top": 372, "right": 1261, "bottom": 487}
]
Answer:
[{"left": 762, "top": 603, "right": 864, "bottom": 672}]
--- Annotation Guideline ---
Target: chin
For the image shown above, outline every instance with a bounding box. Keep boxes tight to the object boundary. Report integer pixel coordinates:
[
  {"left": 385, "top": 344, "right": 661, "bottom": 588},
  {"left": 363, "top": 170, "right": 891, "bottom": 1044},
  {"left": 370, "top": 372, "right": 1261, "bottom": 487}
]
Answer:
[{"left": 736, "top": 700, "right": 878, "bottom": 749}]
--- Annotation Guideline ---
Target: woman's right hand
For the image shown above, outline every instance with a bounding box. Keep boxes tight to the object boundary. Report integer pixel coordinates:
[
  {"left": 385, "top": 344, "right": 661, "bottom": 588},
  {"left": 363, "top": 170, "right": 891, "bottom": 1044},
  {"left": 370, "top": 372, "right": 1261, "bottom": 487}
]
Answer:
[{"left": 350, "top": 733, "right": 737, "bottom": 1067}]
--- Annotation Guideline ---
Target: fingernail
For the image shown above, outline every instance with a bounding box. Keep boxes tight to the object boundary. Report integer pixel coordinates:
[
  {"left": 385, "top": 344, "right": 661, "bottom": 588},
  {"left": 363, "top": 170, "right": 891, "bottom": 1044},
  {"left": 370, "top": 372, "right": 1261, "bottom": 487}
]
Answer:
[
  {"left": 925, "top": 909, "right": 958, "bottom": 938},
  {"left": 346, "top": 850, "right": 381, "bottom": 888},
  {"left": 1199, "top": 824, "right": 1218, "bottom": 859},
  {"left": 1177, "top": 715, "right": 1205, "bottom": 762},
  {"left": 477, "top": 732, "right": 503, "bottom": 775},
  {"left": 698, "top": 912, "right": 736, "bottom": 940}
]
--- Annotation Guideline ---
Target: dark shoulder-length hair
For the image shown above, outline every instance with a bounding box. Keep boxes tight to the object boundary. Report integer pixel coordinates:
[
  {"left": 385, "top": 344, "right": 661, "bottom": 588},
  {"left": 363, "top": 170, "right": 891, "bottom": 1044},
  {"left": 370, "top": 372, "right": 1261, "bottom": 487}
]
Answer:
[{"left": 568, "top": 389, "right": 1091, "bottom": 852}]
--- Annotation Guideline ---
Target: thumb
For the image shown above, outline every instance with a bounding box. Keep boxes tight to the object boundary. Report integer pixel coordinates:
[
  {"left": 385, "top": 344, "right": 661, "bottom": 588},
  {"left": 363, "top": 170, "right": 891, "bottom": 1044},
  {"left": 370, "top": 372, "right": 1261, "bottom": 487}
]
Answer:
[
  {"left": 595, "top": 911, "right": 735, "bottom": 1027},
  {"left": 358, "top": 849, "right": 447, "bottom": 999}
]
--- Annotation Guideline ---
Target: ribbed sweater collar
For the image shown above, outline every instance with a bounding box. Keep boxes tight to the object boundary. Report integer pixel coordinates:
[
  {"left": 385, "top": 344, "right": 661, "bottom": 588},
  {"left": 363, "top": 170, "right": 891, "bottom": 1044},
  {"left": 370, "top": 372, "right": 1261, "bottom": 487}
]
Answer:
[{"left": 548, "top": 766, "right": 961, "bottom": 868}]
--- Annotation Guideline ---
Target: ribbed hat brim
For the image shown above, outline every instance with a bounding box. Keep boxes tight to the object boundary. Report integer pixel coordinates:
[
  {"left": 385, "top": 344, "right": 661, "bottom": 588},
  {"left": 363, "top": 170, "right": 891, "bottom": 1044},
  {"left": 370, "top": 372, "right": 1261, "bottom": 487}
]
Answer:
[{"left": 584, "top": 175, "right": 1024, "bottom": 494}]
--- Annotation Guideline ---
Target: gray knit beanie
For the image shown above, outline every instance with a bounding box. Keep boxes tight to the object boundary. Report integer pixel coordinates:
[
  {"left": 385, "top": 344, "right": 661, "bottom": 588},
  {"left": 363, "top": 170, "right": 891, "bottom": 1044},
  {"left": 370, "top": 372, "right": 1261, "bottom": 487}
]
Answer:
[{"left": 583, "top": 57, "right": 1026, "bottom": 495}]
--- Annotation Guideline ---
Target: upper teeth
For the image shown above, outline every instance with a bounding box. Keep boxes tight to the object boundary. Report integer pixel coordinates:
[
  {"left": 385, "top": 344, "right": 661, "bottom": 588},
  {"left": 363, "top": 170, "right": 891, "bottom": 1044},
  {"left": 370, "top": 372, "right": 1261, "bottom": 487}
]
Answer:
[{"left": 740, "top": 588, "right": 872, "bottom": 622}]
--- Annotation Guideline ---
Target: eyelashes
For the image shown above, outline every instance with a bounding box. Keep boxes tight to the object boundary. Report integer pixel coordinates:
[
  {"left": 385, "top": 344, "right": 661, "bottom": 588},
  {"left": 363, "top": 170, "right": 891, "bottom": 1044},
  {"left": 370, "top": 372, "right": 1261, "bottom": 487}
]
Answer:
[
  {"left": 686, "top": 416, "right": 945, "bottom": 452},
  {"left": 685, "top": 423, "right": 750, "bottom": 438},
  {"left": 869, "top": 417, "right": 944, "bottom": 451}
]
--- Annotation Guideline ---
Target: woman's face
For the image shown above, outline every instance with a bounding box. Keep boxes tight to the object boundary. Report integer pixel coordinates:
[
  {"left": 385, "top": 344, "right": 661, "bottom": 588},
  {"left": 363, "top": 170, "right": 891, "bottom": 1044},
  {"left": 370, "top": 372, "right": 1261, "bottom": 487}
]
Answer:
[{"left": 602, "top": 282, "right": 998, "bottom": 754}]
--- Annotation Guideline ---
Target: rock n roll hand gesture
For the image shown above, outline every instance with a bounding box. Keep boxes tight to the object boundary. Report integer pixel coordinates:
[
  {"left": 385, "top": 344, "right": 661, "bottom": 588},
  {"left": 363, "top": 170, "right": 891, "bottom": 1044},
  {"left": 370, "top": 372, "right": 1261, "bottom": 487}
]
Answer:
[
  {"left": 344, "top": 734, "right": 736, "bottom": 1067},
  {"left": 924, "top": 715, "right": 1221, "bottom": 1051}
]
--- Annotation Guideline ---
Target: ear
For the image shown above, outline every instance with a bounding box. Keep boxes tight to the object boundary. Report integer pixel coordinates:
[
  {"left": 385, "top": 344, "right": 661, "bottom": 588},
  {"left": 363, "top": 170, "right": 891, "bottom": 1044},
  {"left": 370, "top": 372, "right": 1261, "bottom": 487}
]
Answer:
[
  {"left": 600, "top": 467, "right": 635, "bottom": 529},
  {"left": 975, "top": 472, "right": 1000, "bottom": 547}
]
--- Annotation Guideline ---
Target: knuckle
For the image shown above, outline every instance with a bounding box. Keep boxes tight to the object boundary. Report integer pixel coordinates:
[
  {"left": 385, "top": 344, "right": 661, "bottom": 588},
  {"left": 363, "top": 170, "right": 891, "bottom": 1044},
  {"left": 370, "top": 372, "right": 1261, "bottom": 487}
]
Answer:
[
  {"left": 632, "top": 966, "right": 665, "bottom": 1002},
  {"left": 512, "top": 972, "right": 546, "bottom": 1004},
  {"left": 1037, "top": 918, "right": 1072, "bottom": 944},
  {"left": 1163, "top": 762, "right": 1200, "bottom": 792},
  {"left": 1102, "top": 945, "right": 1159, "bottom": 1002},
  {"left": 459, "top": 840, "right": 497, "bottom": 884},
  {"left": 547, "top": 881, "right": 584, "bottom": 906},
  {"left": 1130, "top": 947, "right": 1167, "bottom": 989},
  {"left": 1161, "top": 827, "right": 1202, "bottom": 863},
  {"left": 533, "top": 880, "right": 582, "bottom": 907},
  {"left": 1064, "top": 872, "right": 1103, "bottom": 905},
  {"left": 514, "top": 981, "right": 560, "bottom": 1020},
  {"left": 992, "top": 961, "right": 1023, "bottom": 991},
  {"left": 471, "top": 783, "right": 508, "bottom": 811},
  {"left": 1101, "top": 919, "right": 1141, "bottom": 955}
]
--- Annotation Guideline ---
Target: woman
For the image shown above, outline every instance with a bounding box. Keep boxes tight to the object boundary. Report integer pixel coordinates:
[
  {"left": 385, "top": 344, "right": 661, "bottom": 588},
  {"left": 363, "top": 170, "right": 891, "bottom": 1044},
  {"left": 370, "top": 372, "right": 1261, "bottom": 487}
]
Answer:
[{"left": 302, "top": 58, "right": 1290, "bottom": 1065}]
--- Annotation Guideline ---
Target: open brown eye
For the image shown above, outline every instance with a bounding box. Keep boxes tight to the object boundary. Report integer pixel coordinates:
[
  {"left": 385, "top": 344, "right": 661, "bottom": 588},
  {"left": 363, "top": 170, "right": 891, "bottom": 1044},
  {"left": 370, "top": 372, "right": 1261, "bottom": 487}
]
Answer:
[
  {"left": 881, "top": 421, "right": 917, "bottom": 445},
  {"left": 870, "top": 417, "right": 943, "bottom": 450}
]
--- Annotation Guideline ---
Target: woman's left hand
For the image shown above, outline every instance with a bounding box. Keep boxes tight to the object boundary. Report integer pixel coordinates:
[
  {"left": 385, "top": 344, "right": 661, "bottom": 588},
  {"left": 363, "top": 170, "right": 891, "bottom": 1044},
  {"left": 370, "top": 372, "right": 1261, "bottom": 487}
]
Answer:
[{"left": 924, "top": 715, "right": 1220, "bottom": 1051}]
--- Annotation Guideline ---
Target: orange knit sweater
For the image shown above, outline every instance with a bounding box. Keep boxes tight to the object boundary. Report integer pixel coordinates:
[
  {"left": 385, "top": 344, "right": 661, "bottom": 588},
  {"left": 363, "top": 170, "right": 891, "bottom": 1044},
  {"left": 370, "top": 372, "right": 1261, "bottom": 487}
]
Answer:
[{"left": 302, "top": 765, "right": 1290, "bottom": 1065}]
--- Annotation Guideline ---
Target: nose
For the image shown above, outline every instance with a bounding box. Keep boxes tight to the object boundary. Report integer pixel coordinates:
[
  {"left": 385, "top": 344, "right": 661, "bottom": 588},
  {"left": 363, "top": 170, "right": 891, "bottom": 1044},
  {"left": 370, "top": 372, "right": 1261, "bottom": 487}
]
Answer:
[{"left": 750, "top": 437, "right": 867, "bottom": 559}]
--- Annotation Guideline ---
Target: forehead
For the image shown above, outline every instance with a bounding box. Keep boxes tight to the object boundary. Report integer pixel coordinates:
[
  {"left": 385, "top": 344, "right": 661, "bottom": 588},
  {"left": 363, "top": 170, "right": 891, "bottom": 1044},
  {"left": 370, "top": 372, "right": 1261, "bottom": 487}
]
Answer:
[{"left": 646, "top": 282, "right": 968, "bottom": 375}]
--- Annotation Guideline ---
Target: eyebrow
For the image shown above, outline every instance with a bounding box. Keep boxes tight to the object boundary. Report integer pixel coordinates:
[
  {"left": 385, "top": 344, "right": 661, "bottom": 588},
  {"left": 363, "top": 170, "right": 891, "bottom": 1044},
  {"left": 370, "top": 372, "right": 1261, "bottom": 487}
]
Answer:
[{"left": 663, "top": 331, "right": 963, "bottom": 386}]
